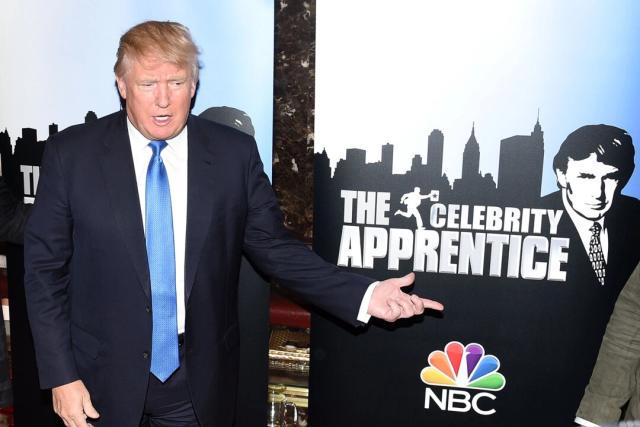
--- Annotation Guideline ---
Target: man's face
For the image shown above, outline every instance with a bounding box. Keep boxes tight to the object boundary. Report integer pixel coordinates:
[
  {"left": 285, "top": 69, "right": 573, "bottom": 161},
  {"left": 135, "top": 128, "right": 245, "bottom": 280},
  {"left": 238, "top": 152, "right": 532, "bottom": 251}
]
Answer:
[
  {"left": 556, "top": 152, "right": 621, "bottom": 221},
  {"left": 116, "top": 55, "right": 196, "bottom": 141}
]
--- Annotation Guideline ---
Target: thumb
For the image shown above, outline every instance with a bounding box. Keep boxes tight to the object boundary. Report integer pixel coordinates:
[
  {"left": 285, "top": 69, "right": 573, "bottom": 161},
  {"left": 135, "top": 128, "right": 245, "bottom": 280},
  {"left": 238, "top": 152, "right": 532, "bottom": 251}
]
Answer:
[
  {"left": 394, "top": 272, "right": 415, "bottom": 288},
  {"left": 83, "top": 395, "right": 100, "bottom": 419}
]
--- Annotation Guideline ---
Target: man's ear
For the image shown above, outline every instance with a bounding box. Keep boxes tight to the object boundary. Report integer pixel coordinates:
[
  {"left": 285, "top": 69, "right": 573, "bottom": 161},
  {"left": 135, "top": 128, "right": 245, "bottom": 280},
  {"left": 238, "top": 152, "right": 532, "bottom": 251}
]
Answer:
[
  {"left": 116, "top": 77, "right": 127, "bottom": 99},
  {"left": 555, "top": 169, "right": 567, "bottom": 189}
]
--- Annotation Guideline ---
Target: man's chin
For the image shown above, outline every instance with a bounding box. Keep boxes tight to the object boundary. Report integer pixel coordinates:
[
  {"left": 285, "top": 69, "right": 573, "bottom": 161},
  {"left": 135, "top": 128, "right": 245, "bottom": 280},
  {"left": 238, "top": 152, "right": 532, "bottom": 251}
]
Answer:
[
  {"left": 577, "top": 208, "right": 608, "bottom": 222},
  {"left": 147, "top": 128, "right": 182, "bottom": 141}
]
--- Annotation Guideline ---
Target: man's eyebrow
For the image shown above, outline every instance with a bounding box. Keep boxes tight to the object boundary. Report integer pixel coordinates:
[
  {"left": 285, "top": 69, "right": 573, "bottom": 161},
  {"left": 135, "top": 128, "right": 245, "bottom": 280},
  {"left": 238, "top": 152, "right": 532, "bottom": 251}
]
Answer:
[
  {"left": 577, "top": 172, "right": 595, "bottom": 178},
  {"left": 603, "top": 171, "right": 621, "bottom": 179}
]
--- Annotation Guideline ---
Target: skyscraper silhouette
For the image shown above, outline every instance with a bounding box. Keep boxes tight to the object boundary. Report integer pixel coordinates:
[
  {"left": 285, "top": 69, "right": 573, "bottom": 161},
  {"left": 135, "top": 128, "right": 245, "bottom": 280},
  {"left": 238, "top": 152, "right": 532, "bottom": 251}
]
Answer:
[
  {"left": 85, "top": 111, "right": 98, "bottom": 123},
  {"left": 461, "top": 123, "right": 480, "bottom": 180},
  {"left": 13, "top": 128, "right": 41, "bottom": 166},
  {"left": 49, "top": 123, "right": 58, "bottom": 137},
  {"left": 333, "top": 148, "right": 368, "bottom": 189},
  {"left": 410, "top": 154, "right": 424, "bottom": 174},
  {"left": 426, "top": 129, "right": 444, "bottom": 179},
  {"left": 315, "top": 149, "right": 331, "bottom": 184},
  {"left": 381, "top": 143, "right": 393, "bottom": 175},
  {"left": 0, "top": 129, "right": 11, "bottom": 177},
  {"left": 453, "top": 123, "right": 497, "bottom": 203},
  {"left": 497, "top": 115, "right": 544, "bottom": 204}
]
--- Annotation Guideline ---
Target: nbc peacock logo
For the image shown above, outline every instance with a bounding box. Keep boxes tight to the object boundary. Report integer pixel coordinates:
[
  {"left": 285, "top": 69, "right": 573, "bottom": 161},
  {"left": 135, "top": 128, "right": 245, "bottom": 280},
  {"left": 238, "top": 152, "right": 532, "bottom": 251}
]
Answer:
[{"left": 419, "top": 341, "right": 506, "bottom": 416}]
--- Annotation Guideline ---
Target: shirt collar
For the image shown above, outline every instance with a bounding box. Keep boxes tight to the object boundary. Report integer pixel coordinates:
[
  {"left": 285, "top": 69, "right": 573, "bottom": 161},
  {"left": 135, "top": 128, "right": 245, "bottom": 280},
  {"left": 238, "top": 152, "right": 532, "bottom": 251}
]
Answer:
[{"left": 126, "top": 116, "right": 188, "bottom": 153}]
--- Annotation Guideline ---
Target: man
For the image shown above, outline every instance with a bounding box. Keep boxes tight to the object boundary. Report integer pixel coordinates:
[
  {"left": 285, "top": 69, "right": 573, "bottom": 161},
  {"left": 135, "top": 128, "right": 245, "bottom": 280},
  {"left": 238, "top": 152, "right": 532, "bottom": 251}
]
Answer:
[
  {"left": 0, "top": 175, "right": 29, "bottom": 416},
  {"left": 540, "top": 124, "right": 640, "bottom": 423},
  {"left": 575, "top": 260, "right": 640, "bottom": 426},
  {"left": 0, "top": 175, "right": 28, "bottom": 245},
  {"left": 24, "top": 21, "right": 443, "bottom": 427}
]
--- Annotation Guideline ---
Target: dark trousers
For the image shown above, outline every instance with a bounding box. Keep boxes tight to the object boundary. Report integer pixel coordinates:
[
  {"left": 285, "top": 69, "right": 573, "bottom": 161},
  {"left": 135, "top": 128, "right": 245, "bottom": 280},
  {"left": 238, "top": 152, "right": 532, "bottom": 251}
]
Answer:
[{"left": 140, "top": 340, "right": 199, "bottom": 427}]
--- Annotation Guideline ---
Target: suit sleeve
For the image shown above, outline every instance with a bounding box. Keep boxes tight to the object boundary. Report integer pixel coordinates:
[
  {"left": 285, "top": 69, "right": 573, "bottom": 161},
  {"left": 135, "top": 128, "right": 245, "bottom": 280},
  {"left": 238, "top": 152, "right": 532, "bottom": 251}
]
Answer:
[
  {"left": 240, "top": 139, "right": 372, "bottom": 326},
  {"left": 576, "top": 260, "right": 640, "bottom": 424},
  {"left": 24, "top": 139, "right": 79, "bottom": 389},
  {"left": 0, "top": 176, "right": 29, "bottom": 244}
]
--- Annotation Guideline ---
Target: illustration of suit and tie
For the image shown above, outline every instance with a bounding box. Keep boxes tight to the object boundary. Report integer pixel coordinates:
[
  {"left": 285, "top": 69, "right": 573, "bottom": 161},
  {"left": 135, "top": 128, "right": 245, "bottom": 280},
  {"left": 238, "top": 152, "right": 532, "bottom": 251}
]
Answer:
[{"left": 536, "top": 125, "right": 640, "bottom": 425}]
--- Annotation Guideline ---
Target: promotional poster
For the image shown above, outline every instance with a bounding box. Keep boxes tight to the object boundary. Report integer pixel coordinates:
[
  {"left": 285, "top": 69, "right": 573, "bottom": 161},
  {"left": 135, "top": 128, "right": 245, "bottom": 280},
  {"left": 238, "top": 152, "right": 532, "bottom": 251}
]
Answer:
[{"left": 312, "top": 2, "right": 640, "bottom": 426}]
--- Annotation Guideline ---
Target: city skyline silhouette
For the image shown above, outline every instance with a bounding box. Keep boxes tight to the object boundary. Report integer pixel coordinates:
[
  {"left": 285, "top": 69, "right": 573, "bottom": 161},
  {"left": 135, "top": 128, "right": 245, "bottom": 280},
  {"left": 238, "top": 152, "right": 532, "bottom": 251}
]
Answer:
[
  {"left": 0, "top": 111, "right": 98, "bottom": 198},
  {"left": 316, "top": 115, "right": 545, "bottom": 208}
]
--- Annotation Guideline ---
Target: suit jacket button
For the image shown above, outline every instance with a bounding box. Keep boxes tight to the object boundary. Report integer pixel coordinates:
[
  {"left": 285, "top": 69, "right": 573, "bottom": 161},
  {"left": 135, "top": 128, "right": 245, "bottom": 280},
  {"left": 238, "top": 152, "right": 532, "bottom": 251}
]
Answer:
[
  {"left": 143, "top": 351, "right": 149, "bottom": 359},
  {"left": 145, "top": 306, "right": 151, "bottom": 313}
]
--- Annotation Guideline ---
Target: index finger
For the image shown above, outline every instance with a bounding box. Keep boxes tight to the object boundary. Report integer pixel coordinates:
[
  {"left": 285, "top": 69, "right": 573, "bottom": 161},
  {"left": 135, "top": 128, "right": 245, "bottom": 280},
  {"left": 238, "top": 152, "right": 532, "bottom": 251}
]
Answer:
[{"left": 419, "top": 297, "right": 444, "bottom": 312}]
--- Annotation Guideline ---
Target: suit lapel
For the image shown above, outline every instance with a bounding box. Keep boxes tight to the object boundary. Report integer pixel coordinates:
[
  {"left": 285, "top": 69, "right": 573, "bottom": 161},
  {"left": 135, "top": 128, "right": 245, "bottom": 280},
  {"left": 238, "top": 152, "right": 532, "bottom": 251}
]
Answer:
[
  {"left": 604, "top": 203, "right": 633, "bottom": 290},
  {"left": 98, "top": 112, "right": 151, "bottom": 300},
  {"left": 184, "top": 116, "right": 217, "bottom": 302}
]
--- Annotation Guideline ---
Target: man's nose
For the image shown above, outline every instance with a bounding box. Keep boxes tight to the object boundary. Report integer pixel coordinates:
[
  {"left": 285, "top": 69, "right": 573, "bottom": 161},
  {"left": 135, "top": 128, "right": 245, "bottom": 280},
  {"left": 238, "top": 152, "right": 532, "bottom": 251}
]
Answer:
[
  {"left": 155, "top": 84, "right": 170, "bottom": 108},
  {"left": 595, "top": 178, "right": 606, "bottom": 200}
]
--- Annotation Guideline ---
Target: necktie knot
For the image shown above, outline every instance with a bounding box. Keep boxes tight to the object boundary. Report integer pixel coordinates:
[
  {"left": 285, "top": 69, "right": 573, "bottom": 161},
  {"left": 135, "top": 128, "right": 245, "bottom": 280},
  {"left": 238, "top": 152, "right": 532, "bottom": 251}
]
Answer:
[
  {"left": 149, "top": 140, "right": 168, "bottom": 157},
  {"left": 589, "top": 222, "right": 601, "bottom": 237}
]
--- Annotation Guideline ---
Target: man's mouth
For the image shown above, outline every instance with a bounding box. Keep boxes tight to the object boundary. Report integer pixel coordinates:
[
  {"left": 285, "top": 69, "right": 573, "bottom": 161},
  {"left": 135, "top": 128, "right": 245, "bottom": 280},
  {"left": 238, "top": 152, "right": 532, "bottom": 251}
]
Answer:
[
  {"left": 586, "top": 202, "right": 606, "bottom": 209},
  {"left": 153, "top": 115, "right": 171, "bottom": 125}
]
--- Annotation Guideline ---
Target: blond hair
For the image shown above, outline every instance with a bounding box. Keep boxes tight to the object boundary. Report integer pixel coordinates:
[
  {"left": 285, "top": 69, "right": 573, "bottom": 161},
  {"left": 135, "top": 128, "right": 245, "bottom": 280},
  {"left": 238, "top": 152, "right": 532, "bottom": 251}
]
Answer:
[{"left": 114, "top": 20, "right": 201, "bottom": 80}]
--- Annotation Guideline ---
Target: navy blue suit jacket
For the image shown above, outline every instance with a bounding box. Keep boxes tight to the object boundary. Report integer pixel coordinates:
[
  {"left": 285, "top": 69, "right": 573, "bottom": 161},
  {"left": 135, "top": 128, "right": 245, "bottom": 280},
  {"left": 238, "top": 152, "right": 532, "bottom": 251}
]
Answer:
[{"left": 24, "top": 111, "right": 370, "bottom": 427}]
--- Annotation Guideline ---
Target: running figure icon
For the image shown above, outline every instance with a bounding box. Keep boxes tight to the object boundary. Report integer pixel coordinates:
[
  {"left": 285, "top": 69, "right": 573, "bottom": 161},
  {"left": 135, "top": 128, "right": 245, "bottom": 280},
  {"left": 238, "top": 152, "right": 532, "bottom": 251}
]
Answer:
[{"left": 394, "top": 187, "right": 439, "bottom": 230}]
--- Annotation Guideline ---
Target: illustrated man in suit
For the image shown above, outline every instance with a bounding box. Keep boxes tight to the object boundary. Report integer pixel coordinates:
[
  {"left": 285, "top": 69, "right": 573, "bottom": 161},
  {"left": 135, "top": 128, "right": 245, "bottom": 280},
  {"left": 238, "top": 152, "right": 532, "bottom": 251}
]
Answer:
[
  {"left": 545, "top": 124, "right": 639, "bottom": 288},
  {"left": 24, "top": 21, "right": 443, "bottom": 427},
  {"left": 539, "top": 124, "right": 640, "bottom": 424}
]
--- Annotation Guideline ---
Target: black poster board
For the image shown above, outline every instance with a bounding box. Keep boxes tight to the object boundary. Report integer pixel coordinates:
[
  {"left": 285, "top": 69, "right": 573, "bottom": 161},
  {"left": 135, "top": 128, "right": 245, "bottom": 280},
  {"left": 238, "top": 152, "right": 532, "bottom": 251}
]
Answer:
[{"left": 311, "top": 123, "right": 640, "bottom": 426}]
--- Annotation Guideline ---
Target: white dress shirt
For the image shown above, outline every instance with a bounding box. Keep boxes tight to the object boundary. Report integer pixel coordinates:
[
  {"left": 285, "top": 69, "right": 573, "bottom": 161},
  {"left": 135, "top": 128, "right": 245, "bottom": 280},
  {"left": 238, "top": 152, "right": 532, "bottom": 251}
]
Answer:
[
  {"left": 128, "top": 119, "right": 188, "bottom": 334},
  {"left": 127, "top": 119, "right": 374, "bottom": 329},
  {"left": 575, "top": 416, "right": 600, "bottom": 427}
]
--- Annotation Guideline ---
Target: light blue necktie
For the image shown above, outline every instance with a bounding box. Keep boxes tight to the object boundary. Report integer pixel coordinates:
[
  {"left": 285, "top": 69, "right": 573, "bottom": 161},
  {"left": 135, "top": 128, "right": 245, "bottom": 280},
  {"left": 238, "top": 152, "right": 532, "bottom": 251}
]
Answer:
[{"left": 146, "top": 140, "right": 179, "bottom": 382}]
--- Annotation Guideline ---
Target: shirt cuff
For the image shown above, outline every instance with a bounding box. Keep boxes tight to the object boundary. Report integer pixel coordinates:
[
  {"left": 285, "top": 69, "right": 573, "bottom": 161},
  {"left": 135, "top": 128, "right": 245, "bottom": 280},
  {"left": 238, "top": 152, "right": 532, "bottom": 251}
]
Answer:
[
  {"left": 575, "top": 416, "right": 600, "bottom": 427},
  {"left": 357, "top": 281, "right": 379, "bottom": 323}
]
